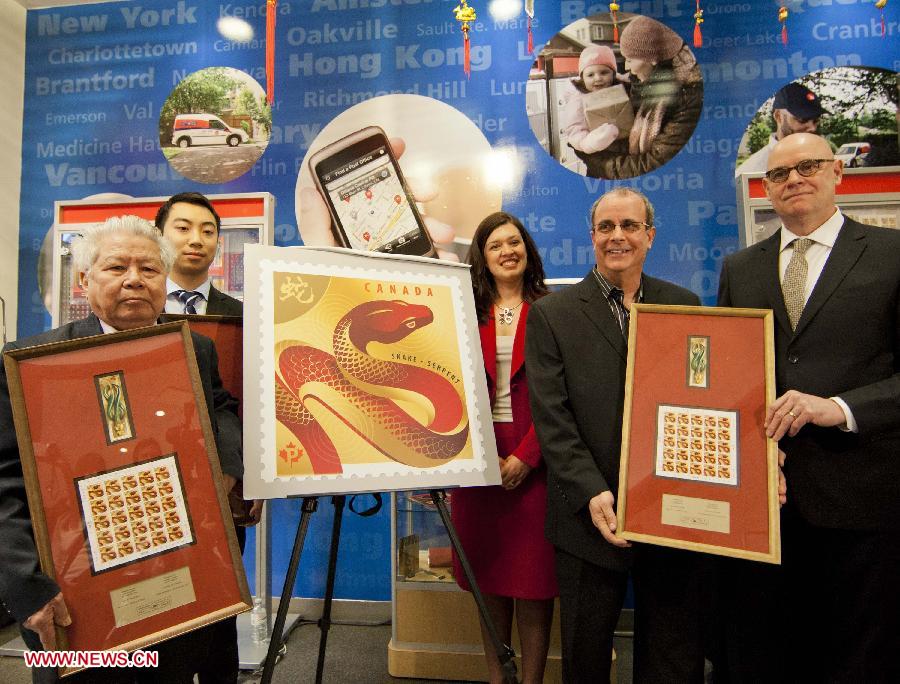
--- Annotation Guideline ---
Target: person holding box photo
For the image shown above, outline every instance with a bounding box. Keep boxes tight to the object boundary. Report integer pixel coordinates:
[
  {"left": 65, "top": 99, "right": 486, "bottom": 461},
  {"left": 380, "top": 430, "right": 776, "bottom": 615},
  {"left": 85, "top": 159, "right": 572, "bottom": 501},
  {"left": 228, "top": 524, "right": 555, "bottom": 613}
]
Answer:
[
  {"left": 579, "top": 16, "right": 703, "bottom": 180},
  {"left": 561, "top": 45, "right": 632, "bottom": 155}
]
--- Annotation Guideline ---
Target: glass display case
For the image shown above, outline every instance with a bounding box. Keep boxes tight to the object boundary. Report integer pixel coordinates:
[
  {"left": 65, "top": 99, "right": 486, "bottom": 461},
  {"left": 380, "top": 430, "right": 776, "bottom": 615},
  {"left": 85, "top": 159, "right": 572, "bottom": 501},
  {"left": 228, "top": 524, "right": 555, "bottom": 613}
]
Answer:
[
  {"left": 736, "top": 166, "right": 899, "bottom": 247},
  {"left": 50, "top": 193, "right": 274, "bottom": 327},
  {"left": 388, "top": 490, "right": 565, "bottom": 682}
]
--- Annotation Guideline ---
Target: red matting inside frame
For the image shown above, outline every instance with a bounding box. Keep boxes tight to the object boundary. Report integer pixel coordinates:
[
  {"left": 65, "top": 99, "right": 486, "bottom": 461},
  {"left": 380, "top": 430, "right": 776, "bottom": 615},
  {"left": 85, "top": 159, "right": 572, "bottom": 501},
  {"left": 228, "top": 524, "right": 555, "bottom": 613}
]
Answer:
[
  {"left": 161, "top": 316, "right": 243, "bottom": 404},
  {"left": 624, "top": 311, "right": 771, "bottom": 554},
  {"left": 16, "top": 331, "right": 243, "bottom": 652}
]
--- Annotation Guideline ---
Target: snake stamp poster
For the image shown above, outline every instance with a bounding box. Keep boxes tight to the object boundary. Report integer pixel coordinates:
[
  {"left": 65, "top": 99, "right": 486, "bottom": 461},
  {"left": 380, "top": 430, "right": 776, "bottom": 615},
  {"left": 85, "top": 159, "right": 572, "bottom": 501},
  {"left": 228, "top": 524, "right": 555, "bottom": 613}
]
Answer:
[{"left": 243, "top": 246, "right": 500, "bottom": 498}]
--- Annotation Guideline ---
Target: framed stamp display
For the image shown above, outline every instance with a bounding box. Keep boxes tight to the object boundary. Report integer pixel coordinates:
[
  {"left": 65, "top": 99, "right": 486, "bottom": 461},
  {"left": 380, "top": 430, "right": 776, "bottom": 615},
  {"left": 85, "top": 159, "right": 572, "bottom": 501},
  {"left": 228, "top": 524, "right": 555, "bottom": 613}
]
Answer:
[
  {"left": 616, "top": 304, "right": 780, "bottom": 564},
  {"left": 160, "top": 314, "right": 243, "bottom": 403},
  {"left": 3, "top": 322, "right": 251, "bottom": 667}
]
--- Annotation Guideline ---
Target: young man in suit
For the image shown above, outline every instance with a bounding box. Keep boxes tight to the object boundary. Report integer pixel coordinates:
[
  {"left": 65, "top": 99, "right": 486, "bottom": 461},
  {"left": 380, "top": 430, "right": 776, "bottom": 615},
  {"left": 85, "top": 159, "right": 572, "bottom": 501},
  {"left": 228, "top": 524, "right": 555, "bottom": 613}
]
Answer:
[
  {"left": 155, "top": 192, "right": 243, "bottom": 317},
  {"left": 526, "top": 188, "right": 706, "bottom": 682},
  {"left": 0, "top": 216, "right": 242, "bottom": 682},
  {"left": 717, "top": 133, "right": 900, "bottom": 681}
]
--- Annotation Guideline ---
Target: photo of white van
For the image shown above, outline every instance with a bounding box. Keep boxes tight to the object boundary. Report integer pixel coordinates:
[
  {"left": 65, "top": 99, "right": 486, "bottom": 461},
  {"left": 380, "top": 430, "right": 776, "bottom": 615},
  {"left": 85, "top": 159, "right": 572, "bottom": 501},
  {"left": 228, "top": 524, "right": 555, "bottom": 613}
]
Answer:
[
  {"left": 172, "top": 113, "right": 249, "bottom": 148},
  {"left": 835, "top": 142, "right": 871, "bottom": 168}
]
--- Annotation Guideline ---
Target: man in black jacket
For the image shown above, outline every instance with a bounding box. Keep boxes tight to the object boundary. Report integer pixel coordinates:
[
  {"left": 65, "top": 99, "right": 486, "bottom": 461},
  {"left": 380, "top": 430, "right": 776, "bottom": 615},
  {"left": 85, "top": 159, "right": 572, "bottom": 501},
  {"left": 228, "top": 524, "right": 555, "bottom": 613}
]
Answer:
[
  {"left": 0, "top": 215, "right": 242, "bottom": 683},
  {"left": 717, "top": 133, "right": 900, "bottom": 681},
  {"left": 526, "top": 188, "right": 705, "bottom": 682},
  {"left": 155, "top": 192, "right": 243, "bottom": 317}
]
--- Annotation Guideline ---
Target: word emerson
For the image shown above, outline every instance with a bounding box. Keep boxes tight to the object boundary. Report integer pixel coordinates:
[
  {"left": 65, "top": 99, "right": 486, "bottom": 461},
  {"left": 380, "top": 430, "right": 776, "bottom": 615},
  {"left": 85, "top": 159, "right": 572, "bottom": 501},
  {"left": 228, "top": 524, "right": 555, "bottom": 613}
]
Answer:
[{"left": 363, "top": 282, "right": 434, "bottom": 297}]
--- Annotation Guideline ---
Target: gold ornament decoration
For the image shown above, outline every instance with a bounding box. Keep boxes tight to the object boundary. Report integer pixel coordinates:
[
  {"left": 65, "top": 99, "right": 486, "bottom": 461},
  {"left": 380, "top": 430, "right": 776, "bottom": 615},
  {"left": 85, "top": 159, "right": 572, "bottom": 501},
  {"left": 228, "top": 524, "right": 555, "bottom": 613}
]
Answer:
[{"left": 454, "top": 0, "right": 477, "bottom": 77}]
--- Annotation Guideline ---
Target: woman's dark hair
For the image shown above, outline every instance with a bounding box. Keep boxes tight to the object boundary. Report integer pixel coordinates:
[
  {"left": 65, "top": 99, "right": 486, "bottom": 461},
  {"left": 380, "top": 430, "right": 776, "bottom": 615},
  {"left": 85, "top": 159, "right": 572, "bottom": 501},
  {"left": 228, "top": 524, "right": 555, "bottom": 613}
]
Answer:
[{"left": 466, "top": 211, "right": 549, "bottom": 324}]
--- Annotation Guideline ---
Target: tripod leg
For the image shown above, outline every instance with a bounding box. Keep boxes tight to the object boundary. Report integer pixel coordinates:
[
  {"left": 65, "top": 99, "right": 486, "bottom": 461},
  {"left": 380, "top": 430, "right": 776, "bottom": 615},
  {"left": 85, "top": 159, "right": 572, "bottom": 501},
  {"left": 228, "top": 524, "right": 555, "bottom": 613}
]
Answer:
[
  {"left": 315, "top": 495, "right": 345, "bottom": 684},
  {"left": 261, "top": 497, "right": 319, "bottom": 684},
  {"left": 430, "top": 489, "right": 519, "bottom": 684}
]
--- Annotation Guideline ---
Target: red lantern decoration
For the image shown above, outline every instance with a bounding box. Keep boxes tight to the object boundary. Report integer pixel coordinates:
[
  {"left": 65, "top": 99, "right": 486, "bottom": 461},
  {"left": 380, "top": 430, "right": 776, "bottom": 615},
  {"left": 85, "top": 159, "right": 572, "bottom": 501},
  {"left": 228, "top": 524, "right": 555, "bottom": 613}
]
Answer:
[
  {"left": 876, "top": 0, "right": 887, "bottom": 37},
  {"left": 610, "top": 3, "right": 620, "bottom": 43},
  {"left": 778, "top": 6, "right": 789, "bottom": 45},
  {"left": 525, "top": 0, "right": 535, "bottom": 55},
  {"left": 694, "top": 0, "right": 704, "bottom": 48},
  {"left": 453, "top": 1, "right": 477, "bottom": 78},
  {"left": 266, "top": 0, "right": 276, "bottom": 104}
]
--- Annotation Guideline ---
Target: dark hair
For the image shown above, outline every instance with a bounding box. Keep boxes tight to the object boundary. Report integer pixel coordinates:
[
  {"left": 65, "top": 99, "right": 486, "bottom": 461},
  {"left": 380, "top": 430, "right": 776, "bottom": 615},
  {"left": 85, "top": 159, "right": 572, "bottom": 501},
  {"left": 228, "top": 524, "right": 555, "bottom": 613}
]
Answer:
[
  {"left": 154, "top": 192, "right": 221, "bottom": 234},
  {"left": 466, "top": 211, "right": 549, "bottom": 324}
]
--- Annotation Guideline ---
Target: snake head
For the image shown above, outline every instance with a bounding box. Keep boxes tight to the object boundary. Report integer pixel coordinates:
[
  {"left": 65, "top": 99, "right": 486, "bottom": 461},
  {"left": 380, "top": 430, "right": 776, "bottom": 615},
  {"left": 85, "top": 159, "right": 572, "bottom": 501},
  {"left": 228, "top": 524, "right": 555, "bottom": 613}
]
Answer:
[{"left": 349, "top": 300, "right": 434, "bottom": 347}]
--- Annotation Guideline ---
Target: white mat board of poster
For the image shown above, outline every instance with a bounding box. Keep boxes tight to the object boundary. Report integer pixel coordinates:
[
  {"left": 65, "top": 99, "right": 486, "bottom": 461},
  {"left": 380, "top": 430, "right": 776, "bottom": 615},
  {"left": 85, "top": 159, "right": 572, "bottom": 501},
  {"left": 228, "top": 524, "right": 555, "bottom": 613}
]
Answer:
[{"left": 242, "top": 245, "right": 500, "bottom": 497}]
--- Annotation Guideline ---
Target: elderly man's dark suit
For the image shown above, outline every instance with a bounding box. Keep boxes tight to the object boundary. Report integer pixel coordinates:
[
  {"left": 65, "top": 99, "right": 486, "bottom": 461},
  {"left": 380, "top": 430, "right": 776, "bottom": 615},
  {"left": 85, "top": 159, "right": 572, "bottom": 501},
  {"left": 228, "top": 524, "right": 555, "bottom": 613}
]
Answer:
[
  {"left": 717, "top": 217, "right": 900, "bottom": 682},
  {"left": 526, "top": 272, "right": 705, "bottom": 683},
  {"left": 0, "top": 314, "right": 241, "bottom": 683}
]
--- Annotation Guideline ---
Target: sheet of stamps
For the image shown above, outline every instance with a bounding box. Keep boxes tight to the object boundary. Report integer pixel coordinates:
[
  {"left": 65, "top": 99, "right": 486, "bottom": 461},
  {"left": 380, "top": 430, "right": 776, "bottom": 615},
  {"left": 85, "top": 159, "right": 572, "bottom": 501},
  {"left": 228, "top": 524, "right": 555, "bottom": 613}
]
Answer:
[
  {"left": 655, "top": 405, "right": 738, "bottom": 486},
  {"left": 76, "top": 455, "right": 194, "bottom": 573}
]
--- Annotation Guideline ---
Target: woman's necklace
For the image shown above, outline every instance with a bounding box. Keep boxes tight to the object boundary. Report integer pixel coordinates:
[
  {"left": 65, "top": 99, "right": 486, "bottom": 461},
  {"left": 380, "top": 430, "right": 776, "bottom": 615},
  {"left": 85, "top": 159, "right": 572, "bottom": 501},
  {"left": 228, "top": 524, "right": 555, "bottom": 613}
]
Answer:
[{"left": 496, "top": 301, "right": 524, "bottom": 326}]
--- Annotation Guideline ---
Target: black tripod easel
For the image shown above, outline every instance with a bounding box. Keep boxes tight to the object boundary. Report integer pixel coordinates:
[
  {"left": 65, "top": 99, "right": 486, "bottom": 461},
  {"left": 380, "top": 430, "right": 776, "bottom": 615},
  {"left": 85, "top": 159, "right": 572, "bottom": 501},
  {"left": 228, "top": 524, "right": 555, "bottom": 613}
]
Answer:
[{"left": 259, "top": 490, "right": 519, "bottom": 684}]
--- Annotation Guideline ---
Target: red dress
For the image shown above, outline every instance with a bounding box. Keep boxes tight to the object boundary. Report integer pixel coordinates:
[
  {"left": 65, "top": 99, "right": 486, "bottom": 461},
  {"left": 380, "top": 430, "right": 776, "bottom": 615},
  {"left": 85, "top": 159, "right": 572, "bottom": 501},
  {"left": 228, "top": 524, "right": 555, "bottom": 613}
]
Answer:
[{"left": 450, "top": 303, "right": 558, "bottom": 600}]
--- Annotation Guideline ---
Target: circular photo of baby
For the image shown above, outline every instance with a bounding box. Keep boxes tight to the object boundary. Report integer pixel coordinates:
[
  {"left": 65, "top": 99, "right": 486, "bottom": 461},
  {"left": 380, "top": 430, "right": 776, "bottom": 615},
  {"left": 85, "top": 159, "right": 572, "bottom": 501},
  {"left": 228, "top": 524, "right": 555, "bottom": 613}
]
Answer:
[
  {"left": 525, "top": 13, "right": 703, "bottom": 180},
  {"left": 158, "top": 67, "right": 271, "bottom": 184}
]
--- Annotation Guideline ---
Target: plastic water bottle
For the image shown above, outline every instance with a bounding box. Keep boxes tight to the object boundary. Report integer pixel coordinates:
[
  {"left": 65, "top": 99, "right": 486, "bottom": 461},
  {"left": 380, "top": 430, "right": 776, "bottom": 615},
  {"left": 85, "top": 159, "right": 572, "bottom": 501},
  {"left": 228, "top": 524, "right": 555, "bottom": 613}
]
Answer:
[{"left": 250, "top": 597, "right": 268, "bottom": 644}]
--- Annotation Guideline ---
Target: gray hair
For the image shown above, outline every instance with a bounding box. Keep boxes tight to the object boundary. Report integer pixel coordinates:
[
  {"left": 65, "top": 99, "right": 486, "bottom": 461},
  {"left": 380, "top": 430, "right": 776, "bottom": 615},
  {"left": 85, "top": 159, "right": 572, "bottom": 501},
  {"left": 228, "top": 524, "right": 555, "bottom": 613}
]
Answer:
[
  {"left": 589, "top": 188, "right": 656, "bottom": 228},
  {"left": 71, "top": 215, "right": 176, "bottom": 275}
]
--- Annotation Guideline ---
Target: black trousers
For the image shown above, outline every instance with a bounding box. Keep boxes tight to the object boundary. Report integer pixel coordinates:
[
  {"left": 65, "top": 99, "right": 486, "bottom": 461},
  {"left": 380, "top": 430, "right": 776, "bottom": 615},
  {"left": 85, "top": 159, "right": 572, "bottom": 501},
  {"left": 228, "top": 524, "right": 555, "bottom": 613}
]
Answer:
[
  {"left": 555, "top": 544, "right": 708, "bottom": 684},
  {"left": 713, "top": 507, "right": 900, "bottom": 683}
]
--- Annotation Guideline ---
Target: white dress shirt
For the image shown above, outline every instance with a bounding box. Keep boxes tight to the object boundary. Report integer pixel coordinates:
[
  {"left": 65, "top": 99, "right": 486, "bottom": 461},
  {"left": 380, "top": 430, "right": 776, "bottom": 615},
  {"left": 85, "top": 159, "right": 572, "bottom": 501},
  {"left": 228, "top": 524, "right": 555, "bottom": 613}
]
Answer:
[
  {"left": 778, "top": 209, "right": 857, "bottom": 431},
  {"left": 165, "top": 278, "right": 211, "bottom": 315}
]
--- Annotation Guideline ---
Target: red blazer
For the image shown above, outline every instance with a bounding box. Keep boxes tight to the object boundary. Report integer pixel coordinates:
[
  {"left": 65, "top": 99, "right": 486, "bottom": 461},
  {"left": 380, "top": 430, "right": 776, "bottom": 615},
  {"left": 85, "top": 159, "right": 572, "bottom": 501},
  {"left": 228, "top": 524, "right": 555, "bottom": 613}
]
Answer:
[{"left": 479, "top": 302, "right": 542, "bottom": 469}]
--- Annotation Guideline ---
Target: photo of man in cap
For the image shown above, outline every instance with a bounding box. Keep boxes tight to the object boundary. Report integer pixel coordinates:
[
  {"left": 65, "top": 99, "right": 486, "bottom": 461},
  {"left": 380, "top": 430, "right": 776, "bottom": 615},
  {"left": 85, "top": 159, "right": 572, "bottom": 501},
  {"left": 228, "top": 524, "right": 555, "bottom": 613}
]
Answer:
[{"left": 735, "top": 82, "right": 826, "bottom": 176}]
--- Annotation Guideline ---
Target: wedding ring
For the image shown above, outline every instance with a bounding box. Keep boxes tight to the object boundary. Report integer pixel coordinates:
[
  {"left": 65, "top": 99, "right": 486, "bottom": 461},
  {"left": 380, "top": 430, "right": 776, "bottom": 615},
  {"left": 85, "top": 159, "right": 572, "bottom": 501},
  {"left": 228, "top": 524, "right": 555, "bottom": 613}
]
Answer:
[{"left": 788, "top": 410, "right": 797, "bottom": 418}]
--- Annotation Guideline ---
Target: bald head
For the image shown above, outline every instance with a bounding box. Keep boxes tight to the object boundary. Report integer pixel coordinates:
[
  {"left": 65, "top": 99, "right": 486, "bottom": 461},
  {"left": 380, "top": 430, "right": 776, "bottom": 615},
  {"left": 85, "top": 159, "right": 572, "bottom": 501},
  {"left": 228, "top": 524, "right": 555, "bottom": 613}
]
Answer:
[
  {"left": 767, "top": 133, "right": 834, "bottom": 171},
  {"left": 764, "top": 133, "right": 842, "bottom": 236}
]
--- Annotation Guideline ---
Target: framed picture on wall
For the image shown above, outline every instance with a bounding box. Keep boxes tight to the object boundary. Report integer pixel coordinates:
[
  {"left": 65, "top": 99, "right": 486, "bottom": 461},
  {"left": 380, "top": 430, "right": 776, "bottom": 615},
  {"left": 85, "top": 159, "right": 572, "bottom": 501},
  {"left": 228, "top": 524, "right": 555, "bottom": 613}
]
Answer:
[
  {"left": 616, "top": 304, "right": 781, "bottom": 564},
  {"left": 3, "top": 322, "right": 251, "bottom": 673}
]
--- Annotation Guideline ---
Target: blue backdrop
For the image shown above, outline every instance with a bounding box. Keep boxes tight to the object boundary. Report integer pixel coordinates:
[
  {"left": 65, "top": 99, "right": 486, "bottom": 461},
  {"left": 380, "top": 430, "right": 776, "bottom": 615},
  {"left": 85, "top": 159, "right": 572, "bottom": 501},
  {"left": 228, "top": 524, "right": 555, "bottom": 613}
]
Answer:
[{"left": 17, "top": 0, "right": 898, "bottom": 600}]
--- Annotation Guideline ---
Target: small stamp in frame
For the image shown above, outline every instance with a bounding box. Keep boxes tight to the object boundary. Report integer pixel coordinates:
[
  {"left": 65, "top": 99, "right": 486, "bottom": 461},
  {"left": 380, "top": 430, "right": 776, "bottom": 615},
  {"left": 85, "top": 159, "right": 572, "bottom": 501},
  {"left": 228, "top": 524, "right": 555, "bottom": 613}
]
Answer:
[{"left": 94, "top": 371, "right": 135, "bottom": 444}]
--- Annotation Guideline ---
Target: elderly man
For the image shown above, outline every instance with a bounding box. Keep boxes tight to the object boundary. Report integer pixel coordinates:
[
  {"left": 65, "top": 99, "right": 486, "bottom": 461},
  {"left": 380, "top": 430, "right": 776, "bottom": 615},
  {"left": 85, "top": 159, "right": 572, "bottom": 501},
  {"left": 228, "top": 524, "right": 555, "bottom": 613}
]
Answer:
[
  {"left": 155, "top": 192, "right": 243, "bottom": 317},
  {"left": 526, "top": 188, "right": 705, "bottom": 682},
  {"left": 0, "top": 215, "right": 242, "bottom": 683},
  {"left": 717, "top": 133, "right": 900, "bottom": 681},
  {"left": 735, "top": 82, "right": 825, "bottom": 177}
]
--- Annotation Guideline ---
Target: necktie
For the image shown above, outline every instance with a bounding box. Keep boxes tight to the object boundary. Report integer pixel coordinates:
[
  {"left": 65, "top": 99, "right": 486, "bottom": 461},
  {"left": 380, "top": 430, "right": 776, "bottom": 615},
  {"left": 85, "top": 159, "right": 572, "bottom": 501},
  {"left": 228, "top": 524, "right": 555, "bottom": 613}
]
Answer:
[
  {"left": 782, "top": 238, "right": 812, "bottom": 330},
  {"left": 174, "top": 290, "right": 203, "bottom": 315},
  {"left": 610, "top": 288, "right": 630, "bottom": 340}
]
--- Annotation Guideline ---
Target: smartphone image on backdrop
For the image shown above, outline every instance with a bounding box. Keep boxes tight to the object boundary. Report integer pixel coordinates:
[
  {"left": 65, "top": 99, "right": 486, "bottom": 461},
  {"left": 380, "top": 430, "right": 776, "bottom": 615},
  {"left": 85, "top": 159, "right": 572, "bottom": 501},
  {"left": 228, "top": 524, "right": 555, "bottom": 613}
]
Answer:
[{"left": 308, "top": 126, "right": 436, "bottom": 257}]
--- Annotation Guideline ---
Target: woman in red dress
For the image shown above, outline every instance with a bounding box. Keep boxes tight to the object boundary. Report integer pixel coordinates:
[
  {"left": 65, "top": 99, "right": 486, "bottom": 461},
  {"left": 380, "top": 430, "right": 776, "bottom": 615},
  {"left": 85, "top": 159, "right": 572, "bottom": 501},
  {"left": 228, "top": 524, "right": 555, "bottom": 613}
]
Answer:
[{"left": 451, "top": 211, "right": 558, "bottom": 684}]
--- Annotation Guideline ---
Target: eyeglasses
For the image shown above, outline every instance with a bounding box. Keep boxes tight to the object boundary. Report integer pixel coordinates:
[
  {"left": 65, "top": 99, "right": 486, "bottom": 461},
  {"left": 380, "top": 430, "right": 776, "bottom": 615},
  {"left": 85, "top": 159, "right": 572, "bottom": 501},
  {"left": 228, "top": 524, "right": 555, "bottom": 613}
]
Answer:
[
  {"left": 592, "top": 220, "right": 651, "bottom": 234},
  {"left": 764, "top": 158, "right": 834, "bottom": 184}
]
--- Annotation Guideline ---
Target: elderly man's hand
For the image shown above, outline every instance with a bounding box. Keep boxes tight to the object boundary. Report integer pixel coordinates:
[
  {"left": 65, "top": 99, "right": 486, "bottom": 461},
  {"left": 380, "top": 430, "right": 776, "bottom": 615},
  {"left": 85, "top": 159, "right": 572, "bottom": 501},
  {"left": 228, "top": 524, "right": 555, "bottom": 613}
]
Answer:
[
  {"left": 766, "top": 390, "right": 846, "bottom": 441},
  {"left": 23, "top": 593, "right": 71, "bottom": 650},
  {"left": 588, "top": 491, "right": 631, "bottom": 548}
]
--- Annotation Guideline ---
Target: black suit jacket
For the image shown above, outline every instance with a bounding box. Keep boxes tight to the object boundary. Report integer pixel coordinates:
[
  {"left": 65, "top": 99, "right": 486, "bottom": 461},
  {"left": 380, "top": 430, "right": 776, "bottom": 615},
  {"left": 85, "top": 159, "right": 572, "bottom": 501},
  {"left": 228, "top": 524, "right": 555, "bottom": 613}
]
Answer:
[
  {"left": 206, "top": 285, "right": 243, "bottom": 316},
  {"left": 718, "top": 218, "right": 900, "bottom": 530},
  {"left": 526, "top": 272, "right": 699, "bottom": 571},
  {"left": 0, "top": 314, "right": 241, "bottom": 622}
]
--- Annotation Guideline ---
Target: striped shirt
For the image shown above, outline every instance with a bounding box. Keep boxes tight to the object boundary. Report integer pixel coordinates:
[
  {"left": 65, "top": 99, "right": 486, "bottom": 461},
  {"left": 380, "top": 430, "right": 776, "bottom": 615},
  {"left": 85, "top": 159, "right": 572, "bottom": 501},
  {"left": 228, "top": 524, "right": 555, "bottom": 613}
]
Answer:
[{"left": 592, "top": 268, "right": 643, "bottom": 339}]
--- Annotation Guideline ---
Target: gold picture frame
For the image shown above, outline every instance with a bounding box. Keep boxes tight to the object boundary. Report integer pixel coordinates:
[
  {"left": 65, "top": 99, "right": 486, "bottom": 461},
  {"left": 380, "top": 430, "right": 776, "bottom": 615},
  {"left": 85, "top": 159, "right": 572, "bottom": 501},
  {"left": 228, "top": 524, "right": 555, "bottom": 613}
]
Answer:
[{"left": 617, "top": 304, "right": 780, "bottom": 564}]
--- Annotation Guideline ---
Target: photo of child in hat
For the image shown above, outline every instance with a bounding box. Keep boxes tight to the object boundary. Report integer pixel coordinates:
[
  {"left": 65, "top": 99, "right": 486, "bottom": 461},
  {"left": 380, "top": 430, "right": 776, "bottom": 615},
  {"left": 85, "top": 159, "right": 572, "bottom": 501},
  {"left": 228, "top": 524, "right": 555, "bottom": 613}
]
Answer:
[{"left": 561, "top": 45, "right": 631, "bottom": 154}]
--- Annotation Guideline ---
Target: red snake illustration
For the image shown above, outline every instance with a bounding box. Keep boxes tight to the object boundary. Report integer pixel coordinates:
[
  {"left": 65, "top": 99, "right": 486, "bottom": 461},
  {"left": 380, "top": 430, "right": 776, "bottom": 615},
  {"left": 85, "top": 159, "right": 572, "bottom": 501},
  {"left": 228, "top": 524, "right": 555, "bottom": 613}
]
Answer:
[{"left": 275, "top": 300, "right": 469, "bottom": 474}]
